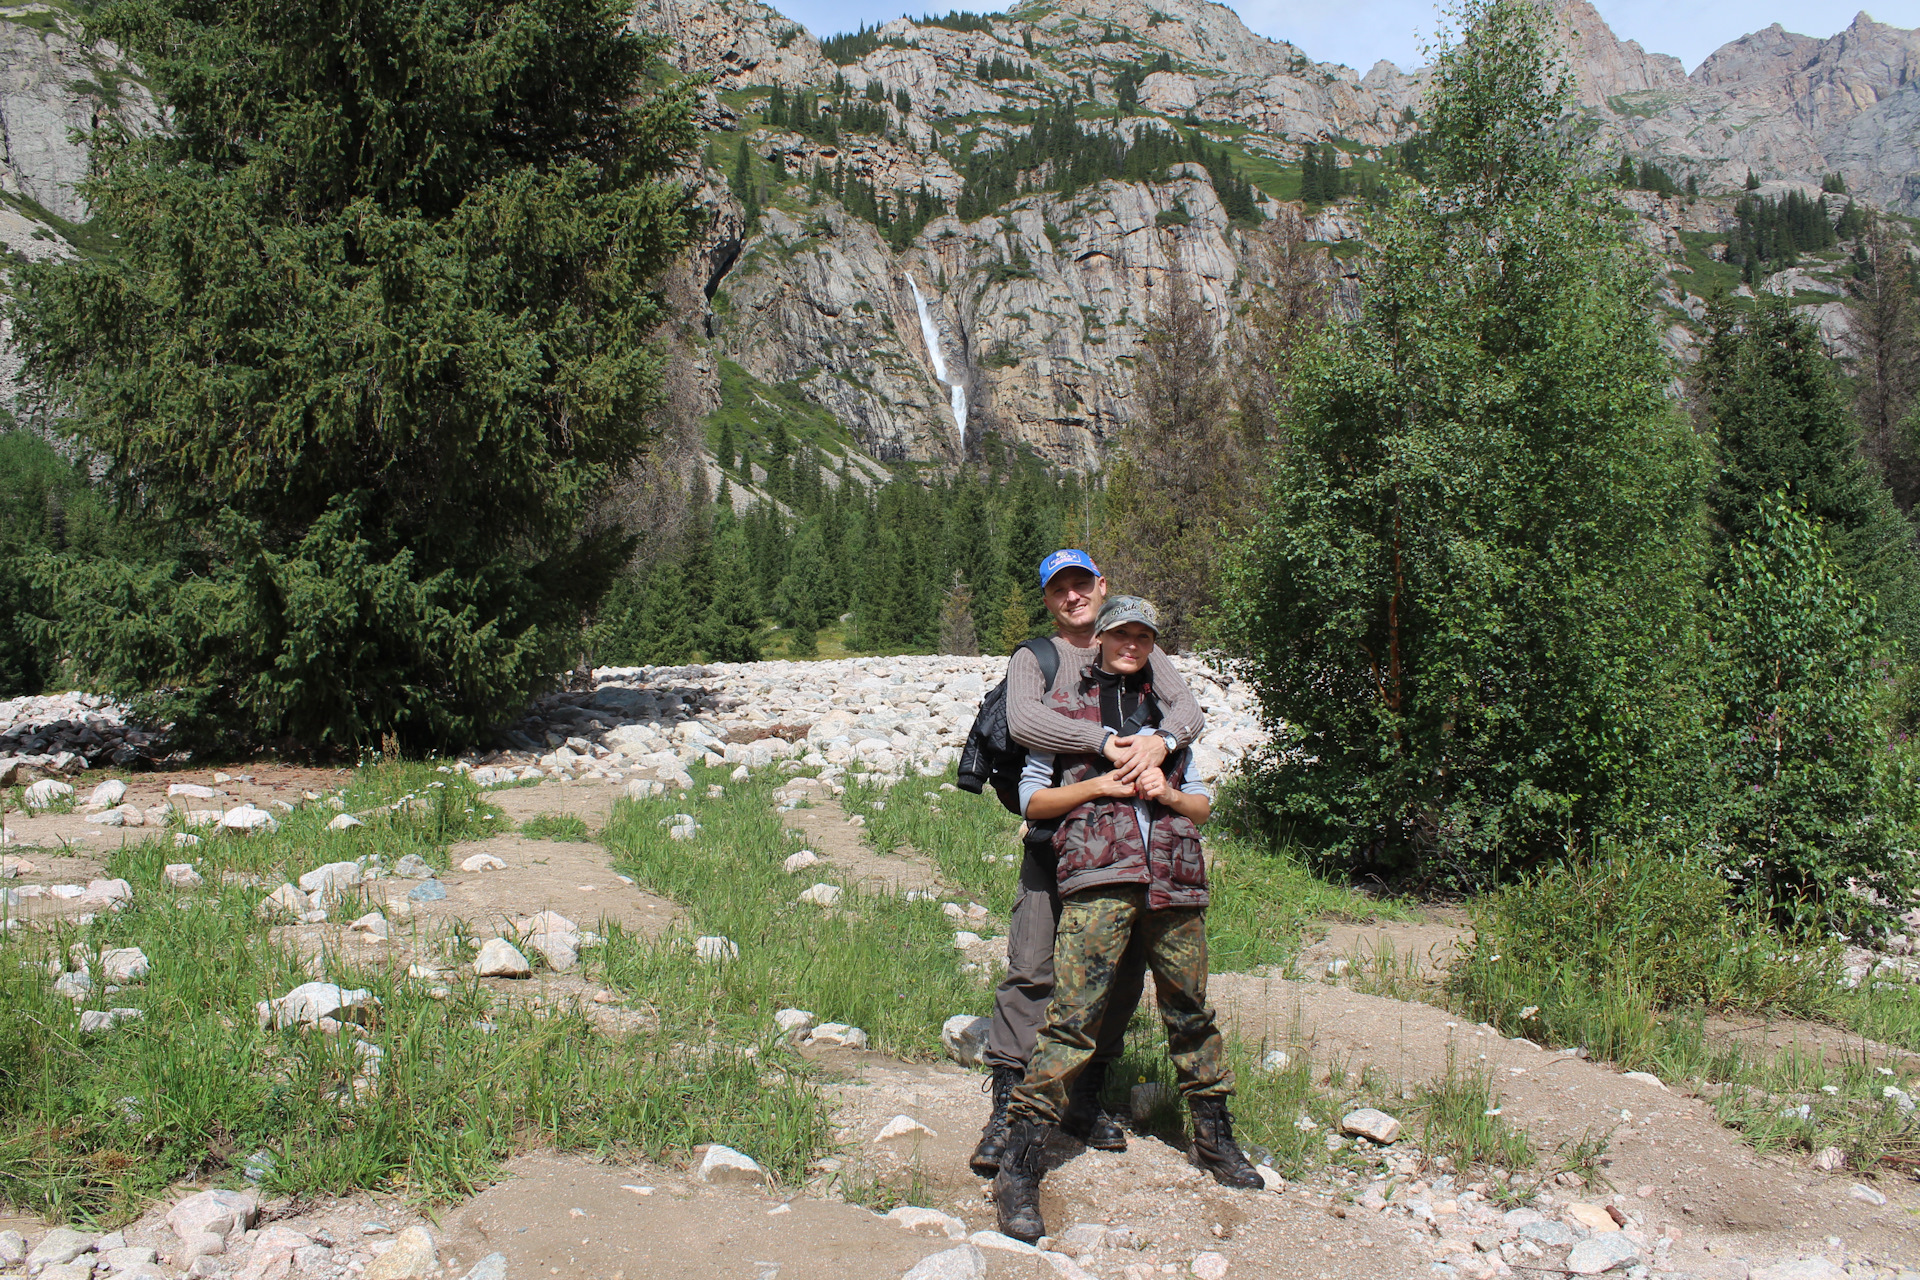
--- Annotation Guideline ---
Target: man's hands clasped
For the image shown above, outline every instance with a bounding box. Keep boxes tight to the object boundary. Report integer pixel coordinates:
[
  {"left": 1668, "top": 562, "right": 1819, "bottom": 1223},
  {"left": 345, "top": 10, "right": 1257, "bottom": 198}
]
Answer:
[{"left": 1102, "top": 732, "right": 1169, "bottom": 783}]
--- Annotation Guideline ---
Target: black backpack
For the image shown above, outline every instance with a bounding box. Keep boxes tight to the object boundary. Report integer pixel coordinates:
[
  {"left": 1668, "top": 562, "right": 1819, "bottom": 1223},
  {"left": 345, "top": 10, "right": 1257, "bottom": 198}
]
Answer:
[{"left": 957, "top": 638, "right": 1060, "bottom": 815}]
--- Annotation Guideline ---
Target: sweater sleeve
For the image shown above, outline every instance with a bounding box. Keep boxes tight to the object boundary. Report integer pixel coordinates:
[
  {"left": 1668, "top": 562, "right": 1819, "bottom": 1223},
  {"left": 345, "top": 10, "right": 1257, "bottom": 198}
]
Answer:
[
  {"left": 1005, "top": 642, "right": 1108, "bottom": 755},
  {"left": 1018, "top": 750, "right": 1057, "bottom": 817},
  {"left": 1146, "top": 650, "right": 1205, "bottom": 750}
]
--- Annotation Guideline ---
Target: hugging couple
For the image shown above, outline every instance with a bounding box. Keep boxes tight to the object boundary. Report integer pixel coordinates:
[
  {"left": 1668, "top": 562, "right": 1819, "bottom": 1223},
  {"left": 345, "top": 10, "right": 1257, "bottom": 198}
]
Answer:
[{"left": 974, "top": 549, "right": 1262, "bottom": 1244}]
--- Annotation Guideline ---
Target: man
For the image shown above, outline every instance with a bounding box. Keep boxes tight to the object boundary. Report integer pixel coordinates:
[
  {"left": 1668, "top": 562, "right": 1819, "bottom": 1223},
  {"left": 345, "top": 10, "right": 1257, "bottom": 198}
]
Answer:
[
  {"left": 970, "top": 549, "right": 1206, "bottom": 1175},
  {"left": 992, "top": 594, "right": 1262, "bottom": 1242}
]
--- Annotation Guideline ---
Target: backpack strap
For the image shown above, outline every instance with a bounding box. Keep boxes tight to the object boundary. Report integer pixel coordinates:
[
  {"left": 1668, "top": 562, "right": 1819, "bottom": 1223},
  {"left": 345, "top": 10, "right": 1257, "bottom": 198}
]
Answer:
[{"left": 1020, "top": 636, "right": 1060, "bottom": 693}]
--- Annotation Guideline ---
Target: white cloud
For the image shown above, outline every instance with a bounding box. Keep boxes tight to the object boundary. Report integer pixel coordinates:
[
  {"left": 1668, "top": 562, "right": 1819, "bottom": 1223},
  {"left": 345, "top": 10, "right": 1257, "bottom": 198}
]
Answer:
[{"left": 770, "top": 0, "right": 1913, "bottom": 75}]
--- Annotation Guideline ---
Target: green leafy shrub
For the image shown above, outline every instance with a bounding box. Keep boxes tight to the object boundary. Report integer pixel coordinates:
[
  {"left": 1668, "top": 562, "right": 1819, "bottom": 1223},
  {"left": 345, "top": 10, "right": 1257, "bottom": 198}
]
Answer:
[
  {"left": 1701, "top": 496, "right": 1916, "bottom": 925},
  {"left": 1451, "top": 841, "right": 1841, "bottom": 1063},
  {"left": 9, "top": 0, "right": 698, "bottom": 751}
]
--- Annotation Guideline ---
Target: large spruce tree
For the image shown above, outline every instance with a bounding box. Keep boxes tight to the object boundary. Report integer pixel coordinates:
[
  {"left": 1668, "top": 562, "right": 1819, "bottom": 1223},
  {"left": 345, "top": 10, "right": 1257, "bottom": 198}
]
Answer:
[
  {"left": 1222, "top": 0, "right": 1706, "bottom": 880},
  {"left": 11, "top": 0, "right": 696, "bottom": 750}
]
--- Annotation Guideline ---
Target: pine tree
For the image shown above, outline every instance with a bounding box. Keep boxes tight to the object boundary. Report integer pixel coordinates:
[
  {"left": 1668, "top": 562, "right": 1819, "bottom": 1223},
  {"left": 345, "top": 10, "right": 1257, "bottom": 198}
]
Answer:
[
  {"left": 1745, "top": 169, "right": 1761, "bottom": 190},
  {"left": 700, "top": 529, "right": 763, "bottom": 663},
  {"left": 9, "top": 0, "right": 697, "bottom": 750},
  {"left": 716, "top": 419, "right": 736, "bottom": 472},
  {"left": 734, "top": 139, "right": 761, "bottom": 233},
  {"left": 641, "top": 561, "right": 696, "bottom": 664},
  {"left": 1699, "top": 301, "right": 1920, "bottom": 645},
  {"left": 997, "top": 583, "right": 1035, "bottom": 652},
  {"left": 1616, "top": 153, "right": 1634, "bottom": 187},
  {"left": 937, "top": 572, "right": 980, "bottom": 655}
]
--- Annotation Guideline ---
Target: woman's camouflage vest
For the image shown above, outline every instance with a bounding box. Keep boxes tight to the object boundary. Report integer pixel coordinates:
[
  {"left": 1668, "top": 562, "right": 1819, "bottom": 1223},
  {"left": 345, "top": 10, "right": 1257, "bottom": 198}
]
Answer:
[{"left": 1043, "top": 663, "right": 1209, "bottom": 910}]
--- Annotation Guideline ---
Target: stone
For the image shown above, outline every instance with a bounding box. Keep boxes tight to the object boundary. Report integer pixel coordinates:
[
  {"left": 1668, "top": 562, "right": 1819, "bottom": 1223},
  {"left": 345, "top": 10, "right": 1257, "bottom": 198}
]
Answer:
[
  {"left": 1619, "top": 1070, "right": 1666, "bottom": 1090},
  {"left": 362, "top": 1226, "right": 436, "bottom": 1280},
  {"left": 102, "top": 1246, "right": 157, "bottom": 1270},
  {"left": 0, "top": 1231, "right": 23, "bottom": 1266},
  {"left": 774, "top": 1008, "right": 816, "bottom": 1039},
  {"left": 166, "top": 1188, "right": 260, "bottom": 1242},
  {"left": 173, "top": 832, "right": 202, "bottom": 849},
  {"left": 459, "top": 1255, "right": 509, "bottom": 1280},
  {"left": 1259, "top": 1049, "right": 1291, "bottom": 1072},
  {"left": 220, "top": 804, "right": 279, "bottom": 833},
  {"left": 84, "top": 877, "right": 133, "bottom": 904},
  {"left": 875, "top": 1114, "right": 936, "bottom": 1141},
  {"left": 24, "top": 778, "right": 73, "bottom": 809},
  {"left": 408, "top": 879, "right": 448, "bottom": 902},
  {"left": 1519, "top": 1220, "right": 1575, "bottom": 1247},
  {"left": 783, "top": 850, "right": 821, "bottom": 873},
  {"left": 696, "top": 1144, "right": 766, "bottom": 1185},
  {"left": 1339, "top": 1108, "right": 1402, "bottom": 1144},
  {"left": 260, "top": 883, "right": 310, "bottom": 917},
  {"left": 298, "top": 861, "right": 363, "bottom": 903},
  {"left": 968, "top": 1230, "right": 1038, "bottom": 1255},
  {"left": 808, "top": 1022, "right": 869, "bottom": 1049},
  {"left": 240, "top": 1224, "right": 311, "bottom": 1280},
  {"left": 328, "top": 813, "right": 364, "bottom": 831},
  {"left": 37, "top": 1262, "right": 92, "bottom": 1280},
  {"left": 394, "top": 854, "right": 435, "bottom": 878},
  {"left": 624, "top": 778, "right": 665, "bottom": 800},
  {"left": 86, "top": 778, "right": 127, "bottom": 807},
  {"left": 179, "top": 1231, "right": 226, "bottom": 1265},
  {"left": 902, "top": 1244, "right": 987, "bottom": 1280},
  {"left": 1191, "top": 1254, "right": 1230, "bottom": 1280},
  {"left": 1565, "top": 1233, "right": 1641, "bottom": 1274},
  {"left": 1849, "top": 1181, "right": 1888, "bottom": 1206},
  {"left": 473, "top": 938, "right": 532, "bottom": 978},
  {"left": 941, "top": 1014, "right": 991, "bottom": 1067},
  {"left": 24, "top": 1227, "right": 94, "bottom": 1271},
  {"left": 99, "top": 946, "right": 149, "bottom": 983},
  {"left": 952, "top": 931, "right": 982, "bottom": 949},
  {"left": 885, "top": 1207, "right": 968, "bottom": 1240},
  {"left": 168, "top": 783, "right": 217, "bottom": 799},
  {"left": 524, "top": 931, "right": 579, "bottom": 972},
  {"left": 514, "top": 910, "right": 578, "bottom": 937},
  {"left": 164, "top": 862, "right": 204, "bottom": 888},
  {"left": 1565, "top": 1203, "right": 1621, "bottom": 1234},
  {"left": 1131, "top": 1082, "right": 1175, "bottom": 1120},
  {"left": 52, "top": 970, "right": 92, "bottom": 1000},
  {"left": 350, "top": 912, "right": 390, "bottom": 938},
  {"left": 460, "top": 853, "right": 507, "bottom": 872},
  {"left": 256, "top": 982, "right": 379, "bottom": 1030},
  {"left": 799, "top": 882, "right": 842, "bottom": 906},
  {"left": 694, "top": 935, "right": 738, "bottom": 962}
]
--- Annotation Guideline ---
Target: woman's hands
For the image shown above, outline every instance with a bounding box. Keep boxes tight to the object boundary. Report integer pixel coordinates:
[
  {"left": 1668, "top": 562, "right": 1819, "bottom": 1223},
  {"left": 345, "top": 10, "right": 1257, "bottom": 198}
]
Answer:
[{"left": 1086, "top": 771, "right": 1138, "bottom": 800}]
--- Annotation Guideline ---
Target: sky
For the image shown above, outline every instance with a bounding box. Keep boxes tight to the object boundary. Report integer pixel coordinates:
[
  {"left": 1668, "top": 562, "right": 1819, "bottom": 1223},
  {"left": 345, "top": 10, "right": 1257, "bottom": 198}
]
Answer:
[{"left": 768, "top": 0, "right": 1920, "bottom": 75}]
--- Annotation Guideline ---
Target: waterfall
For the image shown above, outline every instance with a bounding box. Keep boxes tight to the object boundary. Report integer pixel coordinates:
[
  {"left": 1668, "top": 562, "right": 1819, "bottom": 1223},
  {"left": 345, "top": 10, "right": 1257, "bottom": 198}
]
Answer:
[{"left": 906, "top": 274, "right": 967, "bottom": 442}]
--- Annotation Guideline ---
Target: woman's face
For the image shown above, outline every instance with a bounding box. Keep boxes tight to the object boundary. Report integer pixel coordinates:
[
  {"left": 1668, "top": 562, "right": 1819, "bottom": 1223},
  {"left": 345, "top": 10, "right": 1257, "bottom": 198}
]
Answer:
[{"left": 1098, "top": 622, "right": 1156, "bottom": 674}]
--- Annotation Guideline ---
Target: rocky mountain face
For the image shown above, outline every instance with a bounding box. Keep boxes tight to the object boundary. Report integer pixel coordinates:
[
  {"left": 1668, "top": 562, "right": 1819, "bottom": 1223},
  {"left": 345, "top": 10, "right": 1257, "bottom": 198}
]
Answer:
[
  {"left": 650, "top": 0, "right": 1920, "bottom": 470},
  {"left": 0, "top": 0, "right": 1907, "bottom": 473}
]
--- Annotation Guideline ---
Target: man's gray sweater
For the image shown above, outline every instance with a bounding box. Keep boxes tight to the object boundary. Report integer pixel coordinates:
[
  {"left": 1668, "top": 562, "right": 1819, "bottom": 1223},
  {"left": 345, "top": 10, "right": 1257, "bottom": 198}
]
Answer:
[{"left": 1004, "top": 637, "right": 1205, "bottom": 756}]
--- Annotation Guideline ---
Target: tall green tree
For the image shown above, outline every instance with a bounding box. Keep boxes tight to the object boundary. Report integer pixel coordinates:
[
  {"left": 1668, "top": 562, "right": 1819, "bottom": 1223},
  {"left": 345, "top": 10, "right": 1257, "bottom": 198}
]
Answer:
[
  {"left": 1221, "top": 0, "right": 1706, "bottom": 880},
  {"left": 1707, "top": 496, "right": 1914, "bottom": 925},
  {"left": 775, "top": 518, "right": 833, "bottom": 651},
  {"left": 9, "top": 0, "right": 696, "bottom": 750},
  {"left": 701, "top": 529, "right": 763, "bottom": 663},
  {"left": 1698, "top": 302, "right": 1920, "bottom": 647}
]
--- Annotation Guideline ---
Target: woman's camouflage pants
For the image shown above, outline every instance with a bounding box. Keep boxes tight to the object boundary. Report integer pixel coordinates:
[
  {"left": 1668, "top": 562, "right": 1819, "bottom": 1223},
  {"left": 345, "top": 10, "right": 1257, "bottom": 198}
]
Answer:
[{"left": 1007, "top": 885, "right": 1232, "bottom": 1127}]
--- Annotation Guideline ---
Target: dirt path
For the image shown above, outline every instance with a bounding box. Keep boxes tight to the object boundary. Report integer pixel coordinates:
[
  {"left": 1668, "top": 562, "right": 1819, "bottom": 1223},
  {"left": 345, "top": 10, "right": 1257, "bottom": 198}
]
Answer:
[
  {"left": 1208, "top": 971, "right": 1920, "bottom": 1272},
  {"left": 1293, "top": 907, "right": 1470, "bottom": 981},
  {"left": 779, "top": 795, "right": 942, "bottom": 897}
]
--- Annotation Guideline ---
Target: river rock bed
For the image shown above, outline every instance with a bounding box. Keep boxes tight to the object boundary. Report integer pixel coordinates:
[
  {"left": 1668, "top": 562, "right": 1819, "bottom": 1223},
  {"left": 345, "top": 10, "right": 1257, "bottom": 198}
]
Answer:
[{"left": 471, "top": 655, "right": 1268, "bottom": 791}]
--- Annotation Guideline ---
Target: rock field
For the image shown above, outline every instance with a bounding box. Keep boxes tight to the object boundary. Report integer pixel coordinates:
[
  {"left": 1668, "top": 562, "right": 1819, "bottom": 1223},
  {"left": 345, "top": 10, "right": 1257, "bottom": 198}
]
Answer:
[
  {"left": 478, "top": 655, "right": 1268, "bottom": 793},
  {"left": 1, "top": 656, "right": 1918, "bottom": 1278}
]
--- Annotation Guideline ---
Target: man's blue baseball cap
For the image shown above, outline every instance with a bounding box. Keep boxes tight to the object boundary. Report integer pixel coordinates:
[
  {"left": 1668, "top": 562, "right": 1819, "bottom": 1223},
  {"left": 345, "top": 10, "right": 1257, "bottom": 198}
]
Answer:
[{"left": 1038, "top": 549, "right": 1101, "bottom": 589}]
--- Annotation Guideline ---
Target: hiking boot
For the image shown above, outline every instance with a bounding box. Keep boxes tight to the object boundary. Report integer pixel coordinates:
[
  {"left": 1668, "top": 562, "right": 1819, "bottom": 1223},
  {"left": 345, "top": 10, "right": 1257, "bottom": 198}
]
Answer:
[
  {"left": 1061, "top": 1060, "right": 1128, "bottom": 1152},
  {"left": 991, "top": 1119, "right": 1052, "bottom": 1243},
  {"left": 969, "top": 1064, "right": 1021, "bottom": 1176},
  {"left": 1188, "top": 1096, "right": 1265, "bottom": 1189}
]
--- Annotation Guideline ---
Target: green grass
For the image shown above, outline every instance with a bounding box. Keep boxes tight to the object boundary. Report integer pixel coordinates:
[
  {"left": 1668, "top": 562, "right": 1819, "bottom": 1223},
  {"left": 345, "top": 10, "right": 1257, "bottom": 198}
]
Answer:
[
  {"left": 0, "top": 762, "right": 828, "bottom": 1225},
  {"left": 516, "top": 812, "right": 589, "bottom": 842},
  {"left": 600, "top": 764, "right": 994, "bottom": 1060}
]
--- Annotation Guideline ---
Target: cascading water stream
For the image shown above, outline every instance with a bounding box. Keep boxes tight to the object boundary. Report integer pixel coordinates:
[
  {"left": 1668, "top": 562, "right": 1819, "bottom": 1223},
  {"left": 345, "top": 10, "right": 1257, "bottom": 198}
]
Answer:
[{"left": 906, "top": 274, "right": 967, "bottom": 443}]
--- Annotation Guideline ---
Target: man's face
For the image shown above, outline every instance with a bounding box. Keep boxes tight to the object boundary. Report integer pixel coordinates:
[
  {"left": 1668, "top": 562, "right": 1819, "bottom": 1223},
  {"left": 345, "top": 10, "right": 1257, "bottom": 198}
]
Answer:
[{"left": 1043, "top": 569, "right": 1106, "bottom": 631}]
